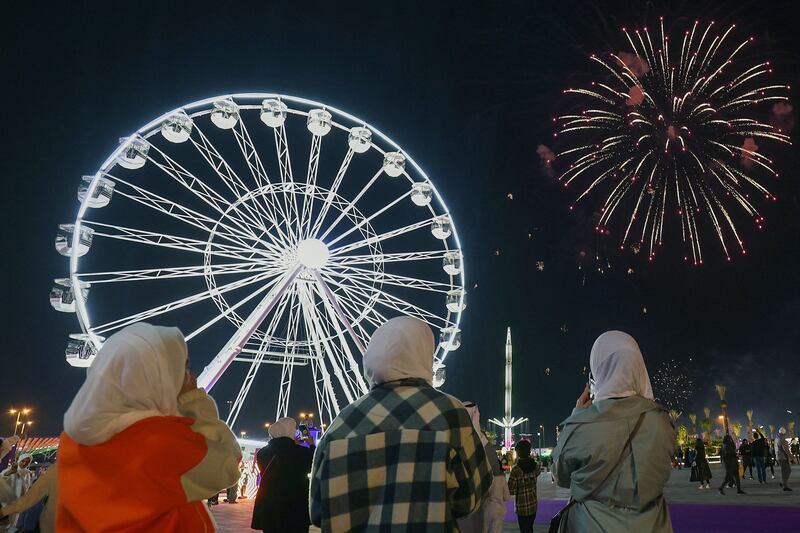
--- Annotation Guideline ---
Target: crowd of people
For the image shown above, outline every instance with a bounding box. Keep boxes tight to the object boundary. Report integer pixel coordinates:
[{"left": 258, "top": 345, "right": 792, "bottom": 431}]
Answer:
[
  {"left": 680, "top": 426, "right": 796, "bottom": 495},
  {"left": 0, "top": 320, "right": 794, "bottom": 532}
]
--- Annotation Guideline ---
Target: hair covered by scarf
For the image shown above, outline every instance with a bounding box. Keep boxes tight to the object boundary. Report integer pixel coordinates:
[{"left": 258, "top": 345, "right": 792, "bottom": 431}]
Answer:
[
  {"left": 362, "top": 316, "right": 435, "bottom": 386},
  {"left": 589, "top": 331, "right": 654, "bottom": 402},
  {"left": 268, "top": 417, "right": 297, "bottom": 439},
  {"left": 462, "top": 401, "right": 489, "bottom": 447},
  {"left": 63, "top": 322, "right": 188, "bottom": 446}
]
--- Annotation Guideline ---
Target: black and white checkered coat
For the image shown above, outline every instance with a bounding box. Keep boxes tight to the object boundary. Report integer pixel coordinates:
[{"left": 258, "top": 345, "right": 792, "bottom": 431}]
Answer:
[{"left": 310, "top": 378, "right": 493, "bottom": 532}]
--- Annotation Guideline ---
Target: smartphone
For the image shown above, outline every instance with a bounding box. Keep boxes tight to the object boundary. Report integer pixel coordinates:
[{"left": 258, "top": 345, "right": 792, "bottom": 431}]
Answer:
[{"left": 298, "top": 424, "right": 309, "bottom": 437}]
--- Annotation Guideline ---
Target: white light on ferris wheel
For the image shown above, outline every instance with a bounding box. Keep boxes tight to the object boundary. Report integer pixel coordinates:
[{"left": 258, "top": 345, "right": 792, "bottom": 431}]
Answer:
[
  {"left": 260, "top": 99, "right": 287, "bottom": 128},
  {"left": 210, "top": 99, "right": 239, "bottom": 129},
  {"left": 431, "top": 216, "right": 452, "bottom": 240},
  {"left": 410, "top": 182, "right": 433, "bottom": 206},
  {"left": 307, "top": 109, "right": 332, "bottom": 136},
  {"left": 161, "top": 112, "right": 193, "bottom": 143},
  {"left": 382, "top": 152, "right": 406, "bottom": 177},
  {"left": 348, "top": 127, "right": 372, "bottom": 153}
]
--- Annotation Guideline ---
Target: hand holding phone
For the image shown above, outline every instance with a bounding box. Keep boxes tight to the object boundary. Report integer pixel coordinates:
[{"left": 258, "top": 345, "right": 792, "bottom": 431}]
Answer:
[{"left": 575, "top": 383, "right": 592, "bottom": 409}]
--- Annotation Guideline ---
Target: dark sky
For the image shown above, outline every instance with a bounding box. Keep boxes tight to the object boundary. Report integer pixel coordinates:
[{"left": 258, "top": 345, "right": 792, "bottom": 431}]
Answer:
[{"left": 1, "top": 0, "right": 798, "bottom": 442}]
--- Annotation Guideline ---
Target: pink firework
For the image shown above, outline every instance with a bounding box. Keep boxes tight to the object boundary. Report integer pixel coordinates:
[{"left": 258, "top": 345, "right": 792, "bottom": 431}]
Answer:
[{"left": 554, "top": 18, "right": 791, "bottom": 264}]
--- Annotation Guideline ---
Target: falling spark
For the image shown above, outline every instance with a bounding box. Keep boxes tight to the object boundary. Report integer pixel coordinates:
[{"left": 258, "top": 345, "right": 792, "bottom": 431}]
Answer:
[
  {"left": 652, "top": 358, "right": 694, "bottom": 412},
  {"left": 554, "top": 19, "right": 791, "bottom": 264}
]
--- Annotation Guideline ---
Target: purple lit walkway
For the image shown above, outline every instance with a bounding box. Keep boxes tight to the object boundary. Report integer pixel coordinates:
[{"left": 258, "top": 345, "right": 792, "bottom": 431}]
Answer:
[{"left": 213, "top": 464, "right": 799, "bottom": 532}]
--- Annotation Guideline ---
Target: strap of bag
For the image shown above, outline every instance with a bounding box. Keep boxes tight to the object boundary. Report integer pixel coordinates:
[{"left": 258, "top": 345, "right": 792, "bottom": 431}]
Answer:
[{"left": 550, "top": 411, "right": 647, "bottom": 529}]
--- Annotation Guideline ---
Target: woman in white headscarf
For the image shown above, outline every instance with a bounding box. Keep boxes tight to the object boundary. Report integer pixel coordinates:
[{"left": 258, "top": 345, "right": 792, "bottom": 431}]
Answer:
[
  {"left": 552, "top": 331, "right": 674, "bottom": 533},
  {"left": 56, "top": 322, "right": 242, "bottom": 532},
  {"left": 310, "top": 316, "right": 493, "bottom": 532},
  {"left": 251, "top": 417, "right": 315, "bottom": 533}
]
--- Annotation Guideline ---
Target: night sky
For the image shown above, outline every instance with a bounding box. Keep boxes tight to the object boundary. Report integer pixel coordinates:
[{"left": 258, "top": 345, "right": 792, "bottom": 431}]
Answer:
[{"left": 2, "top": 0, "right": 798, "bottom": 442}]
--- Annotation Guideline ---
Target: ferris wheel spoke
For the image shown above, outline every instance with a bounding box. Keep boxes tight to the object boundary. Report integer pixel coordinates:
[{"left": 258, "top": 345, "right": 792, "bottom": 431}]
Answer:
[
  {"left": 300, "top": 134, "right": 323, "bottom": 238},
  {"left": 305, "top": 283, "right": 368, "bottom": 397},
  {"left": 225, "top": 284, "right": 296, "bottom": 428},
  {"left": 298, "top": 293, "right": 341, "bottom": 418},
  {"left": 297, "top": 282, "right": 357, "bottom": 405},
  {"left": 89, "top": 269, "right": 281, "bottom": 337},
  {"left": 324, "top": 273, "right": 448, "bottom": 328},
  {"left": 316, "top": 275, "right": 385, "bottom": 327},
  {"left": 190, "top": 122, "right": 291, "bottom": 246},
  {"left": 325, "top": 265, "right": 452, "bottom": 293},
  {"left": 326, "top": 190, "right": 412, "bottom": 247},
  {"left": 276, "top": 288, "right": 304, "bottom": 420},
  {"left": 310, "top": 148, "right": 354, "bottom": 238},
  {"left": 183, "top": 273, "right": 287, "bottom": 342},
  {"left": 146, "top": 143, "right": 274, "bottom": 246},
  {"left": 319, "top": 170, "right": 383, "bottom": 241},
  {"left": 331, "top": 250, "right": 449, "bottom": 267},
  {"left": 104, "top": 173, "right": 279, "bottom": 255},
  {"left": 83, "top": 220, "right": 274, "bottom": 263},
  {"left": 198, "top": 265, "right": 303, "bottom": 390},
  {"left": 230, "top": 118, "right": 294, "bottom": 234},
  {"left": 311, "top": 273, "right": 369, "bottom": 391},
  {"left": 273, "top": 124, "right": 301, "bottom": 242},
  {"left": 329, "top": 217, "right": 436, "bottom": 257},
  {"left": 77, "top": 262, "right": 274, "bottom": 284}
]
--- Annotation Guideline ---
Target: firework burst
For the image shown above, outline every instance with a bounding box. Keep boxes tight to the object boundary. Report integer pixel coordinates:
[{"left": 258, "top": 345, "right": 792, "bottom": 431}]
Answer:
[
  {"left": 651, "top": 358, "right": 694, "bottom": 412},
  {"left": 554, "top": 18, "right": 792, "bottom": 264}
]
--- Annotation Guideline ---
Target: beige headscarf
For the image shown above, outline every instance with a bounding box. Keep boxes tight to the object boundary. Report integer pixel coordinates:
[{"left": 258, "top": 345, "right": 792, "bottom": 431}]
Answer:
[
  {"left": 363, "top": 316, "right": 435, "bottom": 386},
  {"left": 463, "top": 401, "right": 489, "bottom": 446},
  {"left": 589, "top": 331, "right": 654, "bottom": 402},
  {"left": 63, "top": 323, "right": 188, "bottom": 445},
  {"left": 268, "top": 417, "right": 297, "bottom": 439}
]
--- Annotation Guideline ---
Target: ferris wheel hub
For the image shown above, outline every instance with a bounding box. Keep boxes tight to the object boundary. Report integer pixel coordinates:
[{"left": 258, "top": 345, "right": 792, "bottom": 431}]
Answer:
[{"left": 296, "top": 238, "right": 330, "bottom": 269}]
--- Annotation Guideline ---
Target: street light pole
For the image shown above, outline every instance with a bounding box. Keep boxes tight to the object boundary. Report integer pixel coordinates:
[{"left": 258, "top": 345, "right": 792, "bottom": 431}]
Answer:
[{"left": 9, "top": 408, "right": 31, "bottom": 436}]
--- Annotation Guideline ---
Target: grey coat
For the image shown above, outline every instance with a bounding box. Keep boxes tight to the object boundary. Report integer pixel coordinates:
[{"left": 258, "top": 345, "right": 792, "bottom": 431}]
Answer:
[
  {"left": 775, "top": 437, "right": 791, "bottom": 462},
  {"left": 553, "top": 396, "right": 674, "bottom": 533}
]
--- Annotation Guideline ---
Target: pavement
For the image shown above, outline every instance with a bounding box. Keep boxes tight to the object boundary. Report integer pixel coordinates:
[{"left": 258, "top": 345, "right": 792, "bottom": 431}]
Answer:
[{"left": 212, "top": 464, "right": 800, "bottom": 532}]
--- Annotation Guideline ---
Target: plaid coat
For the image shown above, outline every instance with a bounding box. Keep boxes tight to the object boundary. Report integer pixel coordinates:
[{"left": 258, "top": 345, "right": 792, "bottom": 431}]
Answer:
[
  {"left": 310, "top": 378, "right": 493, "bottom": 532},
  {"left": 507, "top": 457, "right": 540, "bottom": 516}
]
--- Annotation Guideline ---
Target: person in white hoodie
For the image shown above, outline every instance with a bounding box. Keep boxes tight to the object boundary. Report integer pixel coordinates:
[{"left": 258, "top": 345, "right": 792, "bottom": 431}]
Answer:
[{"left": 775, "top": 427, "right": 793, "bottom": 491}]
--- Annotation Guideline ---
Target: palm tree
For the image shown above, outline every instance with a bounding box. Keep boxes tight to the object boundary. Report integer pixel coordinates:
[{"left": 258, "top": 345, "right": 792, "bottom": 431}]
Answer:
[
  {"left": 746, "top": 410, "right": 754, "bottom": 435},
  {"left": 789, "top": 421, "right": 796, "bottom": 439},
  {"left": 732, "top": 421, "right": 742, "bottom": 439},
  {"left": 677, "top": 425, "right": 688, "bottom": 447},
  {"left": 716, "top": 385, "right": 729, "bottom": 435},
  {"left": 689, "top": 414, "right": 697, "bottom": 435},
  {"left": 769, "top": 424, "right": 775, "bottom": 438}
]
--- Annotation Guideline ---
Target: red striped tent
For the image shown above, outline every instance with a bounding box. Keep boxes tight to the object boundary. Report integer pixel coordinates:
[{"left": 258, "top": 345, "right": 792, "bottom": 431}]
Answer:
[{"left": 17, "top": 437, "right": 60, "bottom": 453}]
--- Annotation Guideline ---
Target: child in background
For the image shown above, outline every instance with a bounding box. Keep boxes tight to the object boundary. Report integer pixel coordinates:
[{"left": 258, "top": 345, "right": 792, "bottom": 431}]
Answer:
[{"left": 508, "top": 439, "right": 540, "bottom": 533}]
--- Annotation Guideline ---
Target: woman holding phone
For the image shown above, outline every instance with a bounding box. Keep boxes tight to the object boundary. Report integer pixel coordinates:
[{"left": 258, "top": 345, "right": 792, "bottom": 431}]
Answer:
[
  {"left": 552, "top": 331, "right": 674, "bottom": 532},
  {"left": 57, "top": 322, "right": 242, "bottom": 531}
]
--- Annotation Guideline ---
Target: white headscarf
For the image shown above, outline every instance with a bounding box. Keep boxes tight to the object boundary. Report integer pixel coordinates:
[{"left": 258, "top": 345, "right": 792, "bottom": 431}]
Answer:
[
  {"left": 268, "top": 417, "right": 297, "bottom": 439},
  {"left": 463, "top": 401, "right": 489, "bottom": 446},
  {"left": 363, "top": 316, "right": 435, "bottom": 386},
  {"left": 589, "top": 331, "right": 654, "bottom": 402},
  {"left": 63, "top": 322, "right": 188, "bottom": 446}
]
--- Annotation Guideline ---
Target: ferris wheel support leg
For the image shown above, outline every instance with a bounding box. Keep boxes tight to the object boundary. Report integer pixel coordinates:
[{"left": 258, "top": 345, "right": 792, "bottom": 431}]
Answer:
[{"left": 197, "top": 265, "right": 302, "bottom": 391}]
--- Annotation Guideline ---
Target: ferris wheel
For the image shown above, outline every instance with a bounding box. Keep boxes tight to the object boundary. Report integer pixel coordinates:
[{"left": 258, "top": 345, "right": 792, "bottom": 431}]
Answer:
[{"left": 51, "top": 93, "right": 466, "bottom": 428}]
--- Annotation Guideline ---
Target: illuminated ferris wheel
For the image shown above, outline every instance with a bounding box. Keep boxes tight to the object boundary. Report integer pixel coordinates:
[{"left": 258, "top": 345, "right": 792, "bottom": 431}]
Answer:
[{"left": 51, "top": 93, "right": 466, "bottom": 428}]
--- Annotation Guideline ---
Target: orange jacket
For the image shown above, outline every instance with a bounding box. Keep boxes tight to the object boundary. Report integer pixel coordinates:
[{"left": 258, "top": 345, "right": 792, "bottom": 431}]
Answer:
[{"left": 57, "top": 389, "right": 241, "bottom": 532}]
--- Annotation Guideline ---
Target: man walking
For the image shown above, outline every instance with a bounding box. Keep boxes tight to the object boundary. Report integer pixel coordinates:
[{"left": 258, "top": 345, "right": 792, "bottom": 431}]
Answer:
[
  {"left": 775, "top": 427, "right": 793, "bottom": 491},
  {"left": 751, "top": 430, "right": 768, "bottom": 484}
]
